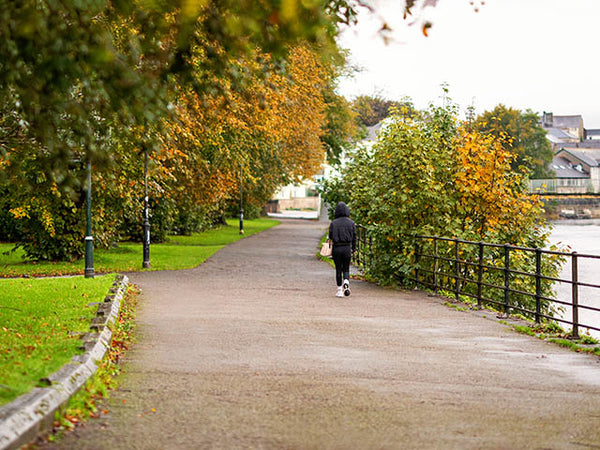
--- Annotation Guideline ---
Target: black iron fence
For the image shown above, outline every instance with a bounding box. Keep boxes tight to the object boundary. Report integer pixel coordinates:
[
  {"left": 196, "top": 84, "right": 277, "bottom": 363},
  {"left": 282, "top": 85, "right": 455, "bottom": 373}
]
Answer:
[{"left": 354, "top": 225, "right": 600, "bottom": 338}]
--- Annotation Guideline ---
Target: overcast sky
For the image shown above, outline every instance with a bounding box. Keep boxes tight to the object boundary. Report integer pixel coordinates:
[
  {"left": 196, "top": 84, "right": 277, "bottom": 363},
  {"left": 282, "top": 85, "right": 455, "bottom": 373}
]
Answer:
[{"left": 337, "top": 0, "right": 600, "bottom": 127}]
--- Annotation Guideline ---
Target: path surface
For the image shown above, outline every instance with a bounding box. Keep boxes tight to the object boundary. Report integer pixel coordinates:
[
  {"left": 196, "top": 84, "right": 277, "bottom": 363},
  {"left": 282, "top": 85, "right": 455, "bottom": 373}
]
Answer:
[{"left": 44, "top": 220, "right": 600, "bottom": 449}]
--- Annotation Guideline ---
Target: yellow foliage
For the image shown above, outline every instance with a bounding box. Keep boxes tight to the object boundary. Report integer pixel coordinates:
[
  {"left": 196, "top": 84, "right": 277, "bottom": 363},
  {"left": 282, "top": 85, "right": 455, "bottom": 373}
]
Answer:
[
  {"left": 10, "top": 206, "right": 30, "bottom": 220},
  {"left": 10, "top": 201, "right": 56, "bottom": 237},
  {"left": 453, "top": 127, "right": 542, "bottom": 237},
  {"left": 160, "top": 42, "right": 328, "bottom": 208}
]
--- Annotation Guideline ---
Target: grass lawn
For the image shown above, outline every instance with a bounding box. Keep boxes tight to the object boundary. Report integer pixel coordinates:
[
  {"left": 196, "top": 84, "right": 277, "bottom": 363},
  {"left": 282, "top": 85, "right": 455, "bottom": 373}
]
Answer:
[
  {"left": 0, "top": 218, "right": 279, "bottom": 277},
  {"left": 0, "top": 275, "right": 115, "bottom": 406},
  {"left": 0, "top": 218, "right": 279, "bottom": 407}
]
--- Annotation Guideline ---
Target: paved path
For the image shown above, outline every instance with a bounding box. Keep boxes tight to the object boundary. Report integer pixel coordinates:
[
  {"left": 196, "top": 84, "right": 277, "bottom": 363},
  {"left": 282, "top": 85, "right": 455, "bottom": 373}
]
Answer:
[{"left": 45, "top": 220, "right": 600, "bottom": 449}]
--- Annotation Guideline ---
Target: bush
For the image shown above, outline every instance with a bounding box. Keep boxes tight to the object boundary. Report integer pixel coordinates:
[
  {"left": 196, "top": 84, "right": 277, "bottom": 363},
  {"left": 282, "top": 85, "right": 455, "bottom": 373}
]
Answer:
[{"left": 321, "top": 103, "right": 563, "bottom": 317}]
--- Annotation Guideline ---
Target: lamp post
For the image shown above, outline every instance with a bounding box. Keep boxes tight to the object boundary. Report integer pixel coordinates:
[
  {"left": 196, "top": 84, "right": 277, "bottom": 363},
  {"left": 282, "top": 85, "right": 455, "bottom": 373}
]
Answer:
[
  {"left": 239, "top": 165, "right": 244, "bottom": 235},
  {"left": 142, "top": 146, "right": 151, "bottom": 268},
  {"left": 84, "top": 159, "right": 94, "bottom": 278}
]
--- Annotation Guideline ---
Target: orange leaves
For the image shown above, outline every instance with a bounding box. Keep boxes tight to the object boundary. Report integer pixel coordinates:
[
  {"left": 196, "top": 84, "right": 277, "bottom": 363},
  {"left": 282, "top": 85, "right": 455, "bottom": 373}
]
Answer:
[
  {"left": 422, "top": 22, "right": 432, "bottom": 37},
  {"left": 9, "top": 205, "right": 30, "bottom": 220},
  {"left": 267, "top": 45, "right": 328, "bottom": 181},
  {"left": 453, "top": 126, "right": 541, "bottom": 236},
  {"left": 158, "top": 42, "right": 328, "bottom": 211}
]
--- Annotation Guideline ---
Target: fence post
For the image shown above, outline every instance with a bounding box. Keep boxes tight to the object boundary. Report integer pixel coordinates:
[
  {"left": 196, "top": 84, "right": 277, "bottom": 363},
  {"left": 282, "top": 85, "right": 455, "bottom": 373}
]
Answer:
[
  {"left": 454, "top": 240, "right": 460, "bottom": 300},
  {"left": 433, "top": 238, "right": 439, "bottom": 294},
  {"left": 368, "top": 235, "right": 373, "bottom": 270},
  {"left": 572, "top": 252, "right": 579, "bottom": 339},
  {"left": 535, "top": 248, "right": 542, "bottom": 324},
  {"left": 503, "top": 244, "right": 511, "bottom": 316},
  {"left": 414, "top": 241, "right": 420, "bottom": 289},
  {"left": 357, "top": 227, "right": 362, "bottom": 267},
  {"left": 361, "top": 227, "right": 366, "bottom": 268},
  {"left": 477, "top": 242, "right": 484, "bottom": 310}
]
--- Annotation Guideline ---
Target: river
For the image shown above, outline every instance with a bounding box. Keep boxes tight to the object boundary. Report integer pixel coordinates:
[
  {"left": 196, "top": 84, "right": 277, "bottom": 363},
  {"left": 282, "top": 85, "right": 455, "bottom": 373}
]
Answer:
[{"left": 548, "top": 220, "right": 600, "bottom": 339}]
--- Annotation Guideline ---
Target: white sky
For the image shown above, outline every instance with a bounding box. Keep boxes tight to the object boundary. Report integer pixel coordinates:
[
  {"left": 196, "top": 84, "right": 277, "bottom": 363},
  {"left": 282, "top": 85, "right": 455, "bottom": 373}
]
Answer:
[{"left": 337, "top": 0, "right": 600, "bottom": 127}]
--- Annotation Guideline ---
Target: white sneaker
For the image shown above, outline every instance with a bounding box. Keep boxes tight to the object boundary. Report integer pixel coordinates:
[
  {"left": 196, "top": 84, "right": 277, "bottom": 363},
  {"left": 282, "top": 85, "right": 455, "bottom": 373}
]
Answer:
[
  {"left": 343, "top": 279, "right": 350, "bottom": 297},
  {"left": 336, "top": 287, "right": 344, "bottom": 298}
]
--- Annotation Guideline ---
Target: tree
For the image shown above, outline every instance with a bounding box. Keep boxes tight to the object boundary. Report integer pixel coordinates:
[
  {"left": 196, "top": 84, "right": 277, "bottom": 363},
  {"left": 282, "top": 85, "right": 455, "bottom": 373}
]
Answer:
[
  {"left": 147, "top": 40, "right": 337, "bottom": 235},
  {"left": 0, "top": 0, "right": 359, "bottom": 260},
  {"left": 351, "top": 94, "right": 417, "bottom": 128},
  {"left": 453, "top": 127, "right": 542, "bottom": 242},
  {"left": 0, "top": 0, "right": 359, "bottom": 185},
  {"left": 0, "top": 0, "right": 425, "bottom": 260},
  {"left": 321, "top": 90, "right": 359, "bottom": 165},
  {"left": 320, "top": 102, "right": 549, "bottom": 281},
  {"left": 473, "top": 105, "right": 555, "bottom": 179}
]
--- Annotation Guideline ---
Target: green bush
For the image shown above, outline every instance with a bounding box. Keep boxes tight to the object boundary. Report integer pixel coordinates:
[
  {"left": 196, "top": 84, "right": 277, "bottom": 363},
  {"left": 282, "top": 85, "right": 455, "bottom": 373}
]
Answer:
[{"left": 321, "top": 102, "right": 563, "bottom": 318}]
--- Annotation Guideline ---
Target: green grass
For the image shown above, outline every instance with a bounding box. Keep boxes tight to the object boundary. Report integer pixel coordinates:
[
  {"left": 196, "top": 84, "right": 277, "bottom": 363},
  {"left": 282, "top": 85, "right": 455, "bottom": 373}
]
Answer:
[
  {"left": 510, "top": 324, "right": 600, "bottom": 357},
  {"left": 513, "top": 325, "right": 536, "bottom": 336},
  {"left": 0, "top": 218, "right": 279, "bottom": 277},
  {"left": 50, "top": 286, "right": 140, "bottom": 439},
  {"left": 0, "top": 275, "right": 115, "bottom": 406},
  {"left": 443, "top": 301, "right": 468, "bottom": 312},
  {"left": 0, "top": 218, "right": 279, "bottom": 407}
]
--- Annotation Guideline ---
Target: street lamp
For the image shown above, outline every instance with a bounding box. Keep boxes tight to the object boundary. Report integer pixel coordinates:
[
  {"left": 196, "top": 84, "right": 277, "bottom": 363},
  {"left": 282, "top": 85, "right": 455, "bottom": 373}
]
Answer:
[
  {"left": 239, "top": 165, "right": 244, "bottom": 235},
  {"left": 142, "top": 146, "right": 151, "bottom": 268},
  {"left": 84, "top": 159, "right": 94, "bottom": 278}
]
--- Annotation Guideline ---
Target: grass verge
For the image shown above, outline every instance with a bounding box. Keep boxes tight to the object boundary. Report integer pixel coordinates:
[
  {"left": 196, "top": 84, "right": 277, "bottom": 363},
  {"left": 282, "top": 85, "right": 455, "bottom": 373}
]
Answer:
[
  {"left": 512, "top": 324, "right": 600, "bottom": 356},
  {"left": 0, "top": 218, "right": 278, "bottom": 277},
  {"left": 435, "top": 290, "right": 600, "bottom": 358},
  {"left": 43, "top": 285, "right": 140, "bottom": 443},
  {"left": 0, "top": 275, "right": 115, "bottom": 406}
]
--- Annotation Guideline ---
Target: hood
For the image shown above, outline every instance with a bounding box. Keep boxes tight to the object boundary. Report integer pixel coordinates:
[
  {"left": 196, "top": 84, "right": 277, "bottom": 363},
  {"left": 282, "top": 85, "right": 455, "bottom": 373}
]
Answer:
[{"left": 334, "top": 202, "right": 350, "bottom": 219}]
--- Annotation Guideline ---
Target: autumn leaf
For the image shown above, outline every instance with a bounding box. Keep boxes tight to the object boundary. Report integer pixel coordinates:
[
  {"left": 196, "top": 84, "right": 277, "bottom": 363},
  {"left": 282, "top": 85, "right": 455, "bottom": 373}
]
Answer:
[{"left": 422, "top": 22, "right": 432, "bottom": 37}]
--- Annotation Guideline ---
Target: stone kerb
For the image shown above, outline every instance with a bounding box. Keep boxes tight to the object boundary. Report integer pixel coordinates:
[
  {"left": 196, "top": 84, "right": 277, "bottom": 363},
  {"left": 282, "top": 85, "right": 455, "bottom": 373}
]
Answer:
[{"left": 0, "top": 274, "right": 129, "bottom": 450}]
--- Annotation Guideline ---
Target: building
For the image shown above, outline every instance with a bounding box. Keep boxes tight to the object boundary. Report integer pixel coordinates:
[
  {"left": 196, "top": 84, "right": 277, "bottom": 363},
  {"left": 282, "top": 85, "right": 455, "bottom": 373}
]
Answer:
[
  {"left": 585, "top": 129, "right": 600, "bottom": 140},
  {"left": 530, "top": 147, "right": 600, "bottom": 193},
  {"left": 542, "top": 112, "right": 600, "bottom": 150},
  {"left": 266, "top": 176, "right": 322, "bottom": 219},
  {"left": 542, "top": 112, "right": 584, "bottom": 149},
  {"left": 530, "top": 112, "right": 600, "bottom": 193},
  {"left": 267, "top": 121, "right": 386, "bottom": 218}
]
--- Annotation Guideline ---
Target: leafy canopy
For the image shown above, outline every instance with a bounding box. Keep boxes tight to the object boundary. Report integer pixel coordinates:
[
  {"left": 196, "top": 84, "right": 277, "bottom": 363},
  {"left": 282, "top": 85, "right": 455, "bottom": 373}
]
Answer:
[
  {"left": 473, "top": 105, "right": 554, "bottom": 179},
  {"left": 321, "top": 101, "right": 549, "bottom": 282}
]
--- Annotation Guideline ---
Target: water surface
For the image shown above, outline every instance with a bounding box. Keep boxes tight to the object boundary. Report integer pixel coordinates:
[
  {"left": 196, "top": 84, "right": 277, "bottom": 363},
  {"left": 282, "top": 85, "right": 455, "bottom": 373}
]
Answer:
[{"left": 548, "top": 220, "right": 600, "bottom": 339}]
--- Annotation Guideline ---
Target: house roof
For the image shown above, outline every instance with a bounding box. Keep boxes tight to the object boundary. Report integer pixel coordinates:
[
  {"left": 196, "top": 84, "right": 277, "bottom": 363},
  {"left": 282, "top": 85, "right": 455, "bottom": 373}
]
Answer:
[
  {"left": 576, "top": 148, "right": 600, "bottom": 163},
  {"left": 586, "top": 128, "right": 600, "bottom": 138},
  {"left": 557, "top": 147, "right": 600, "bottom": 168},
  {"left": 552, "top": 115, "right": 583, "bottom": 129},
  {"left": 550, "top": 156, "right": 589, "bottom": 179},
  {"left": 570, "top": 140, "right": 600, "bottom": 149},
  {"left": 546, "top": 127, "right": 577, "bottom": 142}
]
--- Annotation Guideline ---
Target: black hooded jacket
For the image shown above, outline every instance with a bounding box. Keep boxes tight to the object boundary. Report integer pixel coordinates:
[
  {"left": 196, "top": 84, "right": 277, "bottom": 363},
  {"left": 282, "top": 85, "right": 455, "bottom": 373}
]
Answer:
[{"left": 328, "top": 202, "right": 356, "bottom": 251}]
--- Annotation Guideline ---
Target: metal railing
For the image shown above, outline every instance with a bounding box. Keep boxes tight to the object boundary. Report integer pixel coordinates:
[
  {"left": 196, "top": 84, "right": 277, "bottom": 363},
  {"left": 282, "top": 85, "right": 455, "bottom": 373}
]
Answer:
[
  {"left": 528, "top": 178, "right": 599, "bottom": 194},
  {"left": 354, "top": 225, "right": 600, "bottom": 338}
]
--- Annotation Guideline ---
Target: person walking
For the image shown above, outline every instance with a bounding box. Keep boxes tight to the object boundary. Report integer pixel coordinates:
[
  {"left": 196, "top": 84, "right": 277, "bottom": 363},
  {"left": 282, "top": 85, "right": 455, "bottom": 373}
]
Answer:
[{"left": 328, "top": 201, "right": 356, "bottom": 297}]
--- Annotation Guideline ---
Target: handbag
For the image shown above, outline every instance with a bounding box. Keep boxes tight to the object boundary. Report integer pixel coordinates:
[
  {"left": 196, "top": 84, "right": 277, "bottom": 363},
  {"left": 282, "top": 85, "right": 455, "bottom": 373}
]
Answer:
[{"left": 320, "top": 239, "right": 332, "bottom": 257}]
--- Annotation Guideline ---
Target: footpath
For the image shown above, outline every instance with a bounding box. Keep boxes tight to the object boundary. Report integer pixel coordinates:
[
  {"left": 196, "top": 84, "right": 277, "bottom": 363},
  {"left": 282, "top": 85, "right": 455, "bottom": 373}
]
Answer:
[{"left": 42, "top": 219, "right": 600, "bottom": 449}]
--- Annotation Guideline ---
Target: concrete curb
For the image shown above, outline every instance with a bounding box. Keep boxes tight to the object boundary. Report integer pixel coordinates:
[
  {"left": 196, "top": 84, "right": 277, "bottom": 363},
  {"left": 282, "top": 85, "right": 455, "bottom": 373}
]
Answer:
[{"left": 0, "top": 274, "right": 129, "bottom": 450}]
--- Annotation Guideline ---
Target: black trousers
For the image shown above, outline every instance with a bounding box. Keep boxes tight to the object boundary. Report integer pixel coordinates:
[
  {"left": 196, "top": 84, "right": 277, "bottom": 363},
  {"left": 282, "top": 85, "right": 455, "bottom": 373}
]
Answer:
[{"left": 332, "top": 245, "right": 351, "bottom": 287}]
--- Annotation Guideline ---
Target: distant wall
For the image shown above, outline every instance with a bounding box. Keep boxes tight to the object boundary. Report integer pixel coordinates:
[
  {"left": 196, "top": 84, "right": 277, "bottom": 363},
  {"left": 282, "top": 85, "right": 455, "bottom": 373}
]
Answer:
[
  {"left": 539, "top": 195, "right": 600, "bottom": 219},
  {"left": 265, "top": 197, "right": 320, "bottom": 213}
]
